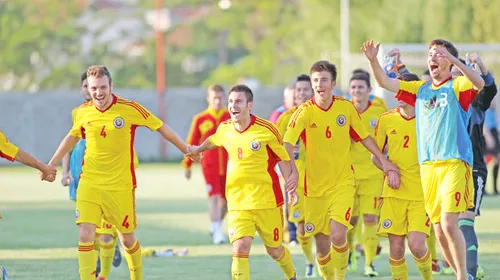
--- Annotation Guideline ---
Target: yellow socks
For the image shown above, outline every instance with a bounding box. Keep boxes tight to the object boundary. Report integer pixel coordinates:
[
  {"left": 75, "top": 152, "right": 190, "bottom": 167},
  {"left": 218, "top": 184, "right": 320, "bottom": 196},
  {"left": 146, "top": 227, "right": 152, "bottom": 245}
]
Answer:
[
  {"left": 332, "top": 242, "right": 349, "bottom": 279},
  {"left": 274, "top": 246, "right": 296, "bottom": 279},
  {"left": 363, "top": 223, "right": 379, "bottom": 266},
  {"left": 232, "top": 253, "right": 250, "bottom": 280},
  {"left": 427, "top": 227, "right": 438, "bottom": 261},
  {"left": 297, "top": 232, "right": 315, "bottom": 265},
  {"left": 78, "top": 241, "right": 98, "bottom": 280},
  {"left": 98, "top": 238, "right": 116, "bottom": 278},
  {"left": 124, "top": 240, "right": 142, "bottom": 280},
  {"left": 317, "top": 249, "right": 335, "bottom": 279},
  {"left": 389, "top": 257, "right": 408, "bottom": 280},
  {"left": 347, "top": 228, "right": 355, "bottom": 255},
  {"left": 414, "top": 249, "right": 432, "bottom": 280}
]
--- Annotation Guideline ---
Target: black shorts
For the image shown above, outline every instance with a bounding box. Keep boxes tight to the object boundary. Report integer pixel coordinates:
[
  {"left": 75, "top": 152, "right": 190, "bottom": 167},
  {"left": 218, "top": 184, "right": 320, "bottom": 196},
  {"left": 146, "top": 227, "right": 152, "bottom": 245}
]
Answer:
[
  {"left": 469, "top": 174, "right": 487, "bottom": 216},
  {"left": 487, "top": 128, "right": 500, "bottom": 154}
]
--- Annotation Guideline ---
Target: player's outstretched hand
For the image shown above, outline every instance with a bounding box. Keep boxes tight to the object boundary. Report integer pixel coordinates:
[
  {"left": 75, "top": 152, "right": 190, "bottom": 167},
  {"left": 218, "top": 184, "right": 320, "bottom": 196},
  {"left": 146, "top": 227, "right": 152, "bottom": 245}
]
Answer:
[
  {"left": 387, "top": 170, "right": 400, "bottom": 189},
  {"left": 361, "top": 40, "right": 380, "bottom": 61},
  {"left": 288, "top": 191, "right": 298, "bottom": 206},
  {"left": 40, "top": 164, "right": 57, "bottom": 182},
  {"left": 435, "top": 45, "right": 458, "bottom": 64},
  {"left": 61, "top": 172, "right": 73, "bottom": 186},
  {"left": 185, "top": 145, "right": 201, "bottom": 162},
  {"left": 184, "top": 169, "right": 192, "bottom": 180}
]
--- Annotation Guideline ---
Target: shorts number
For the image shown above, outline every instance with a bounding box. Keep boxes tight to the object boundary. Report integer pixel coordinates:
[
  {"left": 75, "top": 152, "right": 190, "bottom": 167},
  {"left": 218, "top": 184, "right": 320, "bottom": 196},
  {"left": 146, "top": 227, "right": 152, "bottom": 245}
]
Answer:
[
  {"left": 373, "top": 197, "right": 383, "bottom": 209},
  {"left": 100, "top": 125, "right": 107, "bottom": 138},
  {"left": 237, "top": 148, "right": 243, "bottom": 159},
  {"left": 345, "top": 207, "right": 351, "bottom": 221},
  {"left": 122, "top": 215, "right": 130, "bottom": 229},
  {"left": 325, "top": 126, "right": 332, "bottom": 139},
  {"left": 455, "top": 192, "right": 461, "bottom": 207},
  {"left": 425, "top": 213, "right": 430, "bottom": 227},
  {"left": 273, "top": 228, "right": 280, "bottom": 241},
  {"left": 403, "top": 135, "right": 410, "bottom": 148}
]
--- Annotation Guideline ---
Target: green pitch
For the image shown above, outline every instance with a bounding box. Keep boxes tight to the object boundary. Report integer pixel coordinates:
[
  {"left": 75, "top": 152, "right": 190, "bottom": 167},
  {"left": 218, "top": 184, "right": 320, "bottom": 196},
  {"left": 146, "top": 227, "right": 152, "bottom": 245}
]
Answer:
[{"left": 1, "top": 163, "right": 500, "bottom": 279}]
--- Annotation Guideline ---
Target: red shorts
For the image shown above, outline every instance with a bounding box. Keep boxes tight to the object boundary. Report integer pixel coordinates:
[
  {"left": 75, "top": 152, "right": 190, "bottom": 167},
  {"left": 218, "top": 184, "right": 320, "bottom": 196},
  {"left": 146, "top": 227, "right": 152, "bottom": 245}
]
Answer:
[{"left": 203, "top": 169, "right": 226, "bottom": 199}]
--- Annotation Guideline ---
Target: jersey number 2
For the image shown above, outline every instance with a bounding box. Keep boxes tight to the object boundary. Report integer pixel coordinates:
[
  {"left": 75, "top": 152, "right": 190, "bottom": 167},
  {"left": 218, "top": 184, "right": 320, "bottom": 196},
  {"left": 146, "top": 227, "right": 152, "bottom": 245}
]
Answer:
[
  {"left": 403, "top": 135, "right": 410, "bottom": 148},
  {"left": 100, "top": 125, "right": 107, "bottom": 138}
]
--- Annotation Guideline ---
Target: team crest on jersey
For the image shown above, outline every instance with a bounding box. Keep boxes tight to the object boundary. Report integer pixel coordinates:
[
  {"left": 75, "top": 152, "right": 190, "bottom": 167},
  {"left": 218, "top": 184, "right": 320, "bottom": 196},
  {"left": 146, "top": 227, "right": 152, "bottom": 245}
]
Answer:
[
  {"left": 113, "top": 117, "right": 125, "bottom": 129},
  {"left": 337, "top": 115, "right": 346, "bottom": 126},
  {"left": 370, "top": 118, "right": 377, "bottom": 128},
  {"left": 228, "top": 228, "right": 235, "bottom": 237},
  {"left": 250, "top": 140, "right": 261, "bottom": 151},
  {"left": 75, "top": 210, "right": 80, "bottom": 220},
  {"left": 305, "top": 222, "right": 315, "bottom": 233},
  {"left": 424, "top": 95, "right": 438, "bottom": 110},
  {"left": 293, "top": 210, "right": 301, "bottom": 219},
  {"left": 382, "top": 219, "right": 392, "bottom": 229}
]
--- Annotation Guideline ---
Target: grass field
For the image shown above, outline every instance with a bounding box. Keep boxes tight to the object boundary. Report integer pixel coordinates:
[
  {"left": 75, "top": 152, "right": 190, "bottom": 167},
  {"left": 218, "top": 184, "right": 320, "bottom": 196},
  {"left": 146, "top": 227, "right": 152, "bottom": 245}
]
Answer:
[{"left": 1, "top": 163, "right": 500, "bottom": 279}]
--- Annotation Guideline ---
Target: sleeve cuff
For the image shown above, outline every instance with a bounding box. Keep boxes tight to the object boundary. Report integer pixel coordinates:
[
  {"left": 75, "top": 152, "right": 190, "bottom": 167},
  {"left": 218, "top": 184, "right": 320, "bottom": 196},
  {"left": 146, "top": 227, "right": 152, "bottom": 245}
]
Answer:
[{"left": 482, "top": 72, "right": 494, "bottom": 87}]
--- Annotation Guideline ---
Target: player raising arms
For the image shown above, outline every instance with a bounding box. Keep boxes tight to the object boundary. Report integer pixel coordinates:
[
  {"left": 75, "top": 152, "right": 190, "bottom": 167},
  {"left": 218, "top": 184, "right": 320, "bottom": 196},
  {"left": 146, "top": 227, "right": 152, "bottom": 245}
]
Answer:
[
  {"left": 0, "top": 130, "right": 56, "bottom": 179},
  {"left": 45, "top": 65, "right": 192, "bottom": 280},
  {"left": 187, "top": 84, "right": 299, "bottom": 280},
  {"left": 283, "top": 60, "right": 400, "bottom": 279},
  {"left": 362, "top": 39, "right": 484, "bottom": 280},
  {"left": 276, "top": 74, "right": 316, "bottom": 278},
  {"left": 182, "top": 84, "right": 230, "bottom": 244},
  {"left": 373, "top": 73, "right": 432, "bottom": 280}
]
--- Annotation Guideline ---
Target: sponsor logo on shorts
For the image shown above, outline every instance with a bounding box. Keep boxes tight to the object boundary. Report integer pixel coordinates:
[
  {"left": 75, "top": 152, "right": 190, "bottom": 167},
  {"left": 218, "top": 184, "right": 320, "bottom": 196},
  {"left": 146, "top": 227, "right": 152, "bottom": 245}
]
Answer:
[
  {"left": 75, "top": 210, "right": 80, "bottom": 220},
  {"left": 228, "top": 228, "right": 235, "bottom": 237},
  {"left": 250, "top": 140, "right": 261, "bottom": 151},
  {"left": 305, "top": 222, "right": 315, "bottom": 233},
  {"left": 292, "top": 210, "right": 301, "bottom": 219},
  {"left": 370, "top": 118, "right": 377, "bottom": 128},
  {"left": 337, "top": 115, "right": 346, "bottom": 126},
  {"left": 382, "top": 219, "right": 392, "bottom": 229},
  {"left": 113, "top": 117, "right": 125, "bottom": 129},
  {"left": 206, "top": 184, "right": 212, "bottom": 193}
]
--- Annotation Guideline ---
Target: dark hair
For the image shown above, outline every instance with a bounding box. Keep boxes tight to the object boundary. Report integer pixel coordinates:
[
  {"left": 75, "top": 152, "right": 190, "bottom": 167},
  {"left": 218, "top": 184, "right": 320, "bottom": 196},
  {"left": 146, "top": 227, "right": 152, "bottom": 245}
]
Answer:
[
  {"left": 429, "top": 39, "right": 459, "bottom": 58},
  {"left": 352, "top": 68, "right": 370, "bottom": 79},
  {"left": 398, "top": 73, "right": 420, "bottom": 82},
  {"left": 422, "top": 69, "right": 430, "bottom": 76},
  {"left": 458, "top": 58, "right": 466, "bottom": 65},
  {"left": 80, "top": 72, "right": 87, "bottom": 84},
  {"left": 296, "top": 74, "right": 311, "bottom": 83},
  {"left": 228, "top": 84, "right": 253, "bottom": 103},
  {"left": 349, "top": 73, "right": 371, "bottom": 88},
  {"left": 310, "top": 60, "right": 337, "bottom": 81}
]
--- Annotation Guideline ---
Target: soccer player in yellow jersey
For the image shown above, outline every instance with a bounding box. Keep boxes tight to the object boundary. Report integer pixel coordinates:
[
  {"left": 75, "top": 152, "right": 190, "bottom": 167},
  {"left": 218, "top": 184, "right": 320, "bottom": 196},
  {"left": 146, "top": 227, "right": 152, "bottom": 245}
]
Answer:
[
  {"left": 276, "top": 74, "right": 315, "bottom": 278},
  {"left": 283, "top": 60, "right": 400, "bottom": 280},
  {"left": 45, "top": 65, "right": 192, "bottom": 280},
  {"left": 373, "top": 73, "right": 432, "bottom": 280},
  {"left": 363, "top": 39, "right": 484, "bottom": 280},
  {"left": 347, "top": 73, "right": 387, "bottom": 277},
  {"left": 187, "top": 84, "right": 299, "bottom": 280},
  {"left": 0, "top": 130, "right": 56, "bottom": 179}
]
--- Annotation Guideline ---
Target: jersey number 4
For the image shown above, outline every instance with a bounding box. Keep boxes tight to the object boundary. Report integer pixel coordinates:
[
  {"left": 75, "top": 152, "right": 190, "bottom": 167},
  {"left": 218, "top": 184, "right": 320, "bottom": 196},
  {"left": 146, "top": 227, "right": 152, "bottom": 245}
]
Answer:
[{"left": 100, "top": 125, "right": 107, "bottom": 138}]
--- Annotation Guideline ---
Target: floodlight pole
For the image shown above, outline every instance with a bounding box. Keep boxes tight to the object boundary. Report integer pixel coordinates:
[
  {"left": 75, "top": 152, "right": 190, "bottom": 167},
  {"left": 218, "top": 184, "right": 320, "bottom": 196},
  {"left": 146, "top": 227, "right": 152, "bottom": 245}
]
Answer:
[
  {"left": 156, "top": 0, "right": 167, "bottom": 160},
  {"left": 340, "top": 0, "right": 350, "bottom": 91}
]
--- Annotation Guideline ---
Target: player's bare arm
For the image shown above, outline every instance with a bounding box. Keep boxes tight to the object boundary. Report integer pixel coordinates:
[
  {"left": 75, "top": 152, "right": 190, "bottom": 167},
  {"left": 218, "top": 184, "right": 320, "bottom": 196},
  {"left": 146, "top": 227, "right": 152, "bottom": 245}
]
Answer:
[
  {"left": 361, "top": 136, "right": 400, "bottom": 188},
  {"left": 14, "top": 149, "right": 56, "bottom": 181},
  {"left": 157, "top": 124, "right": 190, "bottom": 154},
  {"left": 48, "top": 134, "right": 80, "bottom": 169},
  {"left": 283, "top": 142, "right": 300, "bottom": 177},
  {"left": 436, "top": 46, "right": 484, "bottom": 90},
  {"left": 61, "top": 153, "right": 73, "bottom": 186},
  {"left": 361, "top": 40, "right": 400, "bottom": 93},
  {"left": 371, "top": 154, "right": 399, "bottom": 189}
]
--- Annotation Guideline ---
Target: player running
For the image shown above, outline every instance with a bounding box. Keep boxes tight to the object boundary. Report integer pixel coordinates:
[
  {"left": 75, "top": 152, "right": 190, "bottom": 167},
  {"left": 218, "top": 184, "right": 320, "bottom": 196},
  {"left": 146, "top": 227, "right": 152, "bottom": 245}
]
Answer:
[
  {"left": 283, "top": 60, "right": 400, "bottom": 279},
  {"left": 347, "top": 72, "right": 387, "bottom": 277},
  {"left": 182, "top": 84, "right": 230, "bottom": 244},
  {"left": 276, "top": 74, "right": 315, "bottom": 278},
  {"left": 60, "top": 71, "right": 122, "bottom": 280},
  {"left": 45, "top": 65, "right": 192, "bottom": 280},
  {"left": 187, "top": 84, "right": 299, "bottom": 280},
  {"left": 362, "top": 39, "right": 484, "bottom": 280},
  {"left": 373, "top": 72, "right": 432, "bottom": 280}
]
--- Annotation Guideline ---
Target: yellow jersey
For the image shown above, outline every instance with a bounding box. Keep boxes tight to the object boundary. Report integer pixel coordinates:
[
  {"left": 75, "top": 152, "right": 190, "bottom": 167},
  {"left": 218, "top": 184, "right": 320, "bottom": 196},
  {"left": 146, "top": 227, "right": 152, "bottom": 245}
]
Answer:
[
  {"left": 350, "top": 102, "right": 386, "bottom": 181},
  {"left": 276, "top": 107, "right": 306, "bottom": 176},
  {"left": 69, "top": 95, "right": 162, "bottom": 190},
  {"left": 0, "top": 130, "right": 19, "bottom": 162},
  {"left": 374, "top": 108, "right": 423, "bottom": 200},
  {"left": 283, "top": 96, "right": 369, "bottom": 197},
  {"left": 208, "top": 115, "right": 290, "bottom": 211}
]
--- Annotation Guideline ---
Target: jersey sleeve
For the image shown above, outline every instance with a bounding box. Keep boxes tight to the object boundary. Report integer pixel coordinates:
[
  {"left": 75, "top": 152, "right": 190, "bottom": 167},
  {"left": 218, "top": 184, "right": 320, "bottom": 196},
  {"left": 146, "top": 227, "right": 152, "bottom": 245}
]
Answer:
[
  {"left": 208, "top": 123, "right": 225, "bottom": 147},
  {"left": 267, "top": 124, "right": 290, "bottom": 161},
  {"left": 283, "top": 107, "right": 307, "bottom": 145},
  {"left": 182, "top": 116, "right": 201, "bottom": 169},
  {"left": 275, "top": 112, "right": 289, "bottom": 137},
  {"left": 373, "top": 115, "right": 388, "bottom": 151},
  {"left": 128, "top": 102, "right": 164, "bottom": 130},
  {"left": 69, "top": 109, "right": 84, "bottom": 138},
  {"left": 0, "top": 130, "right": 19, "bottom": 161},
  {"left": 453, "top": 76, "right": 480, "bottom": 111},
  {"left": 396, "top": 80, "right": 425, "bottom": 106},
  {"left": 348, "top": 103, "right": 369, "bottom": 142}
]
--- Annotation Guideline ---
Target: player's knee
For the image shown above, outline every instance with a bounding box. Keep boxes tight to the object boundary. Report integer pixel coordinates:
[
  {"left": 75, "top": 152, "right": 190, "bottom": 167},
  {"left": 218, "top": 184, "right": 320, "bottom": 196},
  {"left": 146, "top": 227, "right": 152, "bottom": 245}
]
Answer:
[
  {"left": 388, "top": 236, "right": 405, "bottom": 259},
  {"left": 408, "top": 235, "right": 427, "bottom": 257},
  {"left": 119, "top": 232, "right": 136, "bottom": 248},
  {"left": 100, "top": 234, "right": 113, "bottom": 243},
  {"left": 330, "top": 231, "right": 346, "bottom": 247},
  {"left": 314, "top": 234, "right": 331, "bottom": 257},
  {"left": 266, "top": 246, "right": 283, "bottom": 259},
  {"left": 441, "top": 216, "right": 460, "bottom": 237},
  {"left": 363, "top": 214, "right": 377, "bottom": 224},
  {"left": 232, "top": 237, "right": 252, "bottom": 254},
  {"left": 78, "top": 223, "right": 97, "bottom": 243}
]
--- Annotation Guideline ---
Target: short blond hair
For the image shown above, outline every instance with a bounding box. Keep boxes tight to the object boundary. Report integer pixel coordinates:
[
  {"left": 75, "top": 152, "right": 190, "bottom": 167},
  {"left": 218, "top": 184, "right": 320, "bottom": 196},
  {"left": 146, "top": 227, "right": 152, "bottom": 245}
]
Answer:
[
  {"left": 207, "top": 84, "right": 225, "bottom": 95},
  {"left": 87, "top": 65, "right": 112, "bottom": 84}
]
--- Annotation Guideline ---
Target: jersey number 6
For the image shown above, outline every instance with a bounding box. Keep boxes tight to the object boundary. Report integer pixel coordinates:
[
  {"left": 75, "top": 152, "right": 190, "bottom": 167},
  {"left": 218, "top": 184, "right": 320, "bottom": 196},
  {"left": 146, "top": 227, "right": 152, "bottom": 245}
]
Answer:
[{"left": 325, "top": 126, "right": 332, "bottom": 139}]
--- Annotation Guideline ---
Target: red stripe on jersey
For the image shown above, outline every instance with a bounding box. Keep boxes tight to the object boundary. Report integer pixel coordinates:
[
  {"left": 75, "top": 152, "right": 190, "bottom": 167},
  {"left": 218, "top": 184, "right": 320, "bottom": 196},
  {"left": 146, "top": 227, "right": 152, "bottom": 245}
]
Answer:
[
  {"left": 0, "top": 151, "right": 15, "bottom": 162},
  {"left": 288, "top": 107, "right": 304, "bottom": 128},
  {"left": 255, "top": 120, "right": 283, "bottom": 144},
  {"left": 117, "top": 100, "right": 150, "bottom": 119},
  {"left": 130, "top": 125, "right": 137, "bottom": 188},
  {"left": 266, "top": 145, "right": 284, "bottom": 207},
  {"left": 458, "top": 89, "right": 478, "bottom": 112},
  {"left": 300, "top": 130, "right": 307, "bottom": 196},
  {"left": 349, "top": 126, "right": 362, "bottom": 142},
  {"left": 395, "top": 90, "right": 416, "bottom": 107},
  {"left": 80, "top": 127, "right": 86, "bottom": 139}
]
